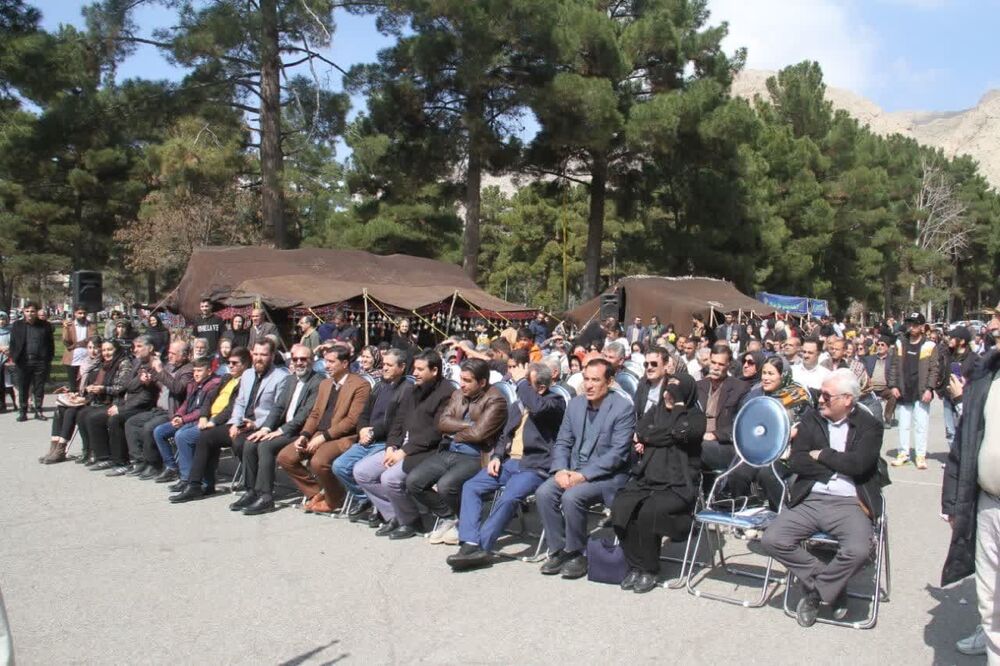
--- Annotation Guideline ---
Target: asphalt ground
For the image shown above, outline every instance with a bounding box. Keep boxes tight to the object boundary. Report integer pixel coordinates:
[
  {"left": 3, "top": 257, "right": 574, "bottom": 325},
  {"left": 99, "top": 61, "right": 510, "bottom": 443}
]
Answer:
[{"left": 0, "top": 399, "right": 983, "bottom": 665}]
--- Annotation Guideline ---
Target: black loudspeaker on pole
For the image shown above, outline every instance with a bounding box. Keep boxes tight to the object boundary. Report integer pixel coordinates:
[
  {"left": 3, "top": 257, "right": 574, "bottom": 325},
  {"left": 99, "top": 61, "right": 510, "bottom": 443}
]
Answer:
[
  {"left": 599, "top": 291, "right": 623, "bottom": 322},
  {"left": 71, "top": 271, "right": 103, "bottom": 313}
]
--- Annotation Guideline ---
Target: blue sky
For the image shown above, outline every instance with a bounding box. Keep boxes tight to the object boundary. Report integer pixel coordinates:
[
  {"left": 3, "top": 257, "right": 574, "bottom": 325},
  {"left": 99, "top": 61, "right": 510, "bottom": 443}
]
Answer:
[{"left": 34, "top": 0, "right": 999, "bottom": 116}]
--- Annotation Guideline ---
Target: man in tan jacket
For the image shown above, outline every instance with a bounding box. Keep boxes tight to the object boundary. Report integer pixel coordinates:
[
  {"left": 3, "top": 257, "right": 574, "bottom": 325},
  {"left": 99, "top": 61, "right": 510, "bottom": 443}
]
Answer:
[
  {"left": 277, "top": 345, "right": 371, "bottom": 514},
  {"left": 62, "top": 306, "right": 97, "bottom": 389}
]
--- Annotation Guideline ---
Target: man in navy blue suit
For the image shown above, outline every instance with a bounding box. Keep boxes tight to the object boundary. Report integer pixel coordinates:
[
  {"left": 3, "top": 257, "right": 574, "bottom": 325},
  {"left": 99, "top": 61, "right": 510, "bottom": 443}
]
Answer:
[{"left": 536, "top": 358, "right": 636, "bottom": 579}]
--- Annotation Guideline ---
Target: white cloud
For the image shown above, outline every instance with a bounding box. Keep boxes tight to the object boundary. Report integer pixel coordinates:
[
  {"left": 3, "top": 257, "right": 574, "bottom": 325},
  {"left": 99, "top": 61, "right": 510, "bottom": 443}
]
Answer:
[{"left": 709, "top": 0, "right": 879, "bottom": 93}]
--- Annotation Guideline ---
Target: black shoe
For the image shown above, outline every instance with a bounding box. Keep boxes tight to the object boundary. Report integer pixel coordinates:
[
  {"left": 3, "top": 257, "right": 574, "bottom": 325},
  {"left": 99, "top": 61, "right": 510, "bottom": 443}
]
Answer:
[
  {"left": 33, "top": 410, "right": 47, "bottom": 421},
  {"left": 154, "top": 468, "right": 179, "bottom": 484},
  {"left": 540, "top": 550, "right": 572, "bottom": 576},
  {"left": 169, "top": 485, "right": 206, "bottom": 503},
  {"left": 831, "top": 589, "right": 849, "bottom": 620},
  {"left": 620, "top": 569, "right": 641, "bottom": 591},
  {"left": 243, "top": 495, "right": 276, "bottom": 516},
  {"left": 75, "top": 452, "right": 91, "bottom": 465},
  {"left": 168, "top": 480, "right": 188, "bottom": 493},
  {"left": 388, "top": 523, "right": 421, "bottom": 540},
  {"left": 126, "top": 463, "right": 147, "bottom": 477},
  {"left": 796, "top": 588, "right": 821, "bottom": 628},
  {"left": 447, "top": 544, "right": 492, "bottom": 571},
  {"left": 16, "top": 413, "right": 27, "bottom": 422},
  {"left": 367, "top": 512, "right": 385, "bottom": 529},
  {"left": 139, "top": 466, "right": 162, "bottom": 480},
  {"left": 375, "top": 519, "right": 399, "bottom": 537},
  {"left": 105, "top": 465, "right": 130, "bottom": 477},
  {"left": 633, "top": 572, "right": 659, "bottom": 594},
  {"left": 347, "top": 500, "right": 372, "bottom": 522},
  {"left": 89, "top": 460, "right": 114, "bottom": 471},
  {"left": 560, "top": 554, "right": 588, "bottom": 580},
  {"left": 229, "top": 491, "right": 257, "bottom": 511}
]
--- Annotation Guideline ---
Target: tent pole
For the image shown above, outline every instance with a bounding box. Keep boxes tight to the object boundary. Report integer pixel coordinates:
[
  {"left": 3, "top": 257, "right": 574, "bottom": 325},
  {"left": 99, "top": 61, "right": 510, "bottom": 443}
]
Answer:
[
  {"left": 258, "top": 296, "right": 288, "bottom": 352},
  {"left": 446, "top": 290, "right": 458, "bottom": 335},
  {"left": 363, "top": 289, "right": 370, "bottom": 347}
]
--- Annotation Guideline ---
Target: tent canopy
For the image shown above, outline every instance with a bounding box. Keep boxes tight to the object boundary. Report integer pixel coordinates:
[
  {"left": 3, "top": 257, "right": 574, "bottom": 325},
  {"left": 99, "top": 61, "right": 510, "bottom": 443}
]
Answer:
[
  {"left": 167, "top": 246, "right": 533, "bottom": 320},
  {"left": 565, "top": 276, "right": 776, "bottom": 329}
]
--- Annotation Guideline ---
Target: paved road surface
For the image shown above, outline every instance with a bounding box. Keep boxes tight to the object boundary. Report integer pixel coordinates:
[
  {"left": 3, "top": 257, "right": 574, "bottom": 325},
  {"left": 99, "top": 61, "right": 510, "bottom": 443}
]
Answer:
[{"left": 0, "top": 400, "right": 983, "bottom": 665}]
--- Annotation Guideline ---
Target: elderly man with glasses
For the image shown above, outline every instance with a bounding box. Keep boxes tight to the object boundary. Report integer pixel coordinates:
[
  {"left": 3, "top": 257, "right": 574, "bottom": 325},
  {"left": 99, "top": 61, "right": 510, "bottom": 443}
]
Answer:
[
  {"left": 228, "top": 344, "right": 325, "bottom": 515},
  {"left": 761, "top": 368, "right": 886, "bottom": 627}
]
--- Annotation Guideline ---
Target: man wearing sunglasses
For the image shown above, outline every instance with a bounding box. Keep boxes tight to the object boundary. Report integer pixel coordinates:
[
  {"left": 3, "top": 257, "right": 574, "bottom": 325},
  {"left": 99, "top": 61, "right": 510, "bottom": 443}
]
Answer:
[
  {"left": 230, "top": 344, "right": 324, "bottom": 515},
  {"left": 634, "top": 347, "right": 670, "bottom": 420},
  {"left": 762, "top": 369, "right": 885, "bottom": 627}
]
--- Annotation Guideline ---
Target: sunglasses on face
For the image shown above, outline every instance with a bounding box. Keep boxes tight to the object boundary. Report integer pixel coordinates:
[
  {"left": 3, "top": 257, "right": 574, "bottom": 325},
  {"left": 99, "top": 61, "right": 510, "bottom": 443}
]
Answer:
[
  {"left": 643, "top": 361, "right": 660, "bottom": 368},
  {"left": 819, "top": 391, "right": 848, "bottom": 402},
  {"left": 743, "top": 359, "right": 756, "bottom": 366},
  {"left": 291, "top": 356, "right": 311, "bottom": 363}
]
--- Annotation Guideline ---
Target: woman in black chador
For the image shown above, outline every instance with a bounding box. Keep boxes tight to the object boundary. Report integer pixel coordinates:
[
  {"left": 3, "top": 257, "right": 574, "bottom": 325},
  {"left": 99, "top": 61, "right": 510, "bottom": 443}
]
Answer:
[{"left": 610, "top": 373, "right": 706, "bottom": 594}]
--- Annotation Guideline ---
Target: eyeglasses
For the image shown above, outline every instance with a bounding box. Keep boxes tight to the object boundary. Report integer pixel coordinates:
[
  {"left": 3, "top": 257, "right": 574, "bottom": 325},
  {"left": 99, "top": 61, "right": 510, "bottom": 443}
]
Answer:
[
  {"left": 291, "top": 356, "right": 312, "bottom": 363},
  {"left": 743, "top": 359, "right": 756, "bottom": 366},
  {"left": 819, "top": 391, "right": 850, "bottom": 402},
  {"left": 643, "top": 361, "right": 660, "bottom": 368}
]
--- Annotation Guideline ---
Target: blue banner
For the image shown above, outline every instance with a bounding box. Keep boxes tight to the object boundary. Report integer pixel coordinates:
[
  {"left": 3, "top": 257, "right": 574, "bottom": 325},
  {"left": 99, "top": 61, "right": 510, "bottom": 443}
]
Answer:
[{"left": 756, "top": 292, "right": 829, "bottom": 317}]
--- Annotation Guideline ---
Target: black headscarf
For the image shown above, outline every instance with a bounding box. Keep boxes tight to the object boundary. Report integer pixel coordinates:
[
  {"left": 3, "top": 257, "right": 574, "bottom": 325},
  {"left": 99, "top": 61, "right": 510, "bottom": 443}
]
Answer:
[
  {"left": 636, "top": 373, "right": 704, "bottom": 447},
  {"left": 739, "top": 350, "right": 765, "bottom": 383}
]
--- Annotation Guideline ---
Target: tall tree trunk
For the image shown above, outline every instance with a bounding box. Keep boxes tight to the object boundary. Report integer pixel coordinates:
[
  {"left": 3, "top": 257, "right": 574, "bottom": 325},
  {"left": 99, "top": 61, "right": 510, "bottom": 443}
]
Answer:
[
  {"left": 462, "top": 96, "right": 484, "bottom": 281},
  {"left": 462, "top": 145, "right": 482, "bottom": 281},
  {"left": 583, "top": 152, "right": 608, "bottom": 300},
  {"left": 259, "top": 0, "right": 287, "bottom": 248},
  {"left": 146, "top": 271, "right": 157, "bottom": 305}
]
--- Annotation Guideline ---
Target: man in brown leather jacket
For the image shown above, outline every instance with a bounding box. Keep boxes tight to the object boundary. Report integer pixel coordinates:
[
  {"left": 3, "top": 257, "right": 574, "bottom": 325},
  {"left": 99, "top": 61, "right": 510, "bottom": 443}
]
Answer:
[{"left": 406, "top": 358, "right": 508, "bottom": 545}]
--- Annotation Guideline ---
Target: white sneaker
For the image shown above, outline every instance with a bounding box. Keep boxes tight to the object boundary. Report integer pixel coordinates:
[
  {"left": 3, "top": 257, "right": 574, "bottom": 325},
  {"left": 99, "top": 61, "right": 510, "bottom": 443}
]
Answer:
[
  {"left": 440, "top": 524, "right": 460, "bottom": 545},
  {"left": 428, "top": 518, "right": 458, "bottom": 544},
  {"left": 956, "top": 625, "right": 987, "bottom": 656}
]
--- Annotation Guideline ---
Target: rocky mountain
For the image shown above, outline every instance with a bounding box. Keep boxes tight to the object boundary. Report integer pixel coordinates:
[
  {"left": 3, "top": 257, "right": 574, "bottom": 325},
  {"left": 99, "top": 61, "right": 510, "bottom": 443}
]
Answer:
[{"left": 732, "top": 69, "right": 1000, "bottom": 189}]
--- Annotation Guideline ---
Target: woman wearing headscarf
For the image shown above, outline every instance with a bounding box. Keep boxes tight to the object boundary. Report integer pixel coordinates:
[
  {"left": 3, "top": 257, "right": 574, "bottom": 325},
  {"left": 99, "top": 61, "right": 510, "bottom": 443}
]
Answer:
[
  {"left": 113, "top": 319, "right": 136, "bottom": 349},
  {"left": 737, "top": 349, "right": 765, "bottom": 384},
  {"left": 75, "top": 339, "right": 132, "bottom": 466},
  {"left": 357, "top": 345, "right": 383, "bottom": 380},
  {"left": 0, "top": 311, "right": 17, "bottom": 412},
  {"left": 725, "top": 355, "right": 813, "bottom": 510},
  {"left": 145, "top": 313, "right": 170, "bottom": 361},
  {"left": 222, "top": 313, "right": 249, "bottom": 350},
  {"left": 43, "top": 335, "right": 104, "bottom": 464},
  {"left": 611, "top": 373, "right": 707, "bottom": 594}
]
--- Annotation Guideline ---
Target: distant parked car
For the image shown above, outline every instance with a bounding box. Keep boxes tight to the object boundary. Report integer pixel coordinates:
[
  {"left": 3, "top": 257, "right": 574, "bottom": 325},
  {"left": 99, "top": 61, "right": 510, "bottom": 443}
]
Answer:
[{"left": 950, "top": 319, "right": 986, "bottom": 335}]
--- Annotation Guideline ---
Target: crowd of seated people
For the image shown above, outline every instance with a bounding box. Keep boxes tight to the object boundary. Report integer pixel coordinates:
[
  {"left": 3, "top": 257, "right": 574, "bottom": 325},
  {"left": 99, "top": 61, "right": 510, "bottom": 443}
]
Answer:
[{"left": 28, "top": 302, "right": 997, "bottom": 626}]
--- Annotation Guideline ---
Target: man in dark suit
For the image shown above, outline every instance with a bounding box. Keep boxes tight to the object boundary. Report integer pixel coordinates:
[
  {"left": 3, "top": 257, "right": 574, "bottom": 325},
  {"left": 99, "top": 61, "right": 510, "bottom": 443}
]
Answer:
[
  {"left": 697, "top": 344, "right": 751, "bottom": 470},
  {"left": 230, "top": 344, "right": 324, "bottom": 515},
  {"left": 762, "top": 369, "right": 884, "bottom": 627},
  {"left": 447, "top": 361, "right": 565, "bottom": 570},
  {"left": 9, "top": 301, "right": 55, "bottom": 421},
  {"left": 714, "top": 312, "right": 738, "bottom": 346},
  {"left": 625, "top": 316, "right": 647, "bottom": 347},
  {"left": 276, "top": 344, "right": 371, "bottom": 514},
  {"left": 536, "top": 358, "right": 636, "bottom": 579},
  {"left": 247, "top": 307, "right": 280, "bottom": 349}
]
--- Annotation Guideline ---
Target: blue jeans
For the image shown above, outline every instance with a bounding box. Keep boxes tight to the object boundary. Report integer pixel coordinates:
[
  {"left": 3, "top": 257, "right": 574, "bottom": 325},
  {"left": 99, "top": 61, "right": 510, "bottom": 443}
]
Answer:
[
  {"left": 332, "top": 441, "right": 386, "bottom": 501},
  {"left": 153, "top": 421, "right": 180, "bottom": 470},
  {"left": 173, "top": 424, "right": 201, "bottom": 482},
  {"left": 943, "top": 399, "right": 958, "bottom": 450},
  {"left": 457, "top": 459, "right": 546, "bottom": 552}
]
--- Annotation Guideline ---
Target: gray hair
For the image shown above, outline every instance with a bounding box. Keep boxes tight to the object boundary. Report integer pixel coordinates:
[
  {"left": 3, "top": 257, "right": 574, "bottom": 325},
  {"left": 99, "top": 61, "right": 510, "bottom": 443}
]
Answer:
[
  {"left": 529, "top": 362, "right": 553, "bottom": 388},
  {"left": 695, "top": 347, "right": 711, "bottom": 363},
  {"left": 383, "top": 348, "right": 406, "bottom": 367},
  {"left": 604, "top": 341, "right": 626, "bottom": 359},
  {"left": 826, "top": 368, "right": 861, "bottom": 400},
  {"left": 541, "top": 355, "right": 561, "bottom": 380},
  {"left": 192, "top": 337, "right": 209, "bottom": 349},
  {"left": 134, "top": 334, "right": 154, "bottom": 349}
]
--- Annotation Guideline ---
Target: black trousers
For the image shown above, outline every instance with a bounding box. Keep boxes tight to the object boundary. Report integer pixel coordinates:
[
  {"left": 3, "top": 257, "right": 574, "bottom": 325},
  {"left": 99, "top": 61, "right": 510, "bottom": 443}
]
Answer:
[
  {"left": 613, "top": 491, "right": 691, "bottom": 574},
  {"left": 80, "top": 405, "right": 144, "bottom": 463},
  {"left": 16, "top": 360, "right": 49, "bottom": 413},
  {"left": 405, "top": 451, "right": 482, "bottom": 519},
  {"left": 188, "top": 426, "right": 235, "bottom": 487},
  {"left": 66, "top": 365, "right": 80, "bottom": 391},
  {"left": 51, "top": 405, "right": 83, "bottom": 442},
  {"left": 242, "top": 433, "right": 296, "bottom": 495},
  {"left": 701, "top": 439, "right": 734, "bottom": 471},
  {"left": 726, "top": 461, "right": 789, "bottom": 511},
  {"left": 125, "top": 410, "right": 168, "bottom": 465}
]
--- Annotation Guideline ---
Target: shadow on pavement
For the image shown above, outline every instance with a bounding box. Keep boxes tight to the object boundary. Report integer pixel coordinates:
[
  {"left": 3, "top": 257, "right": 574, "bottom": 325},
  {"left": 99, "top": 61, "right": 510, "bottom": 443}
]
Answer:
[
  {"left": 924, "top": 579, "right": 981, "bottom": 664},
  {"left": 277, "top": 639, "right": 347, "bottom": 666}
]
